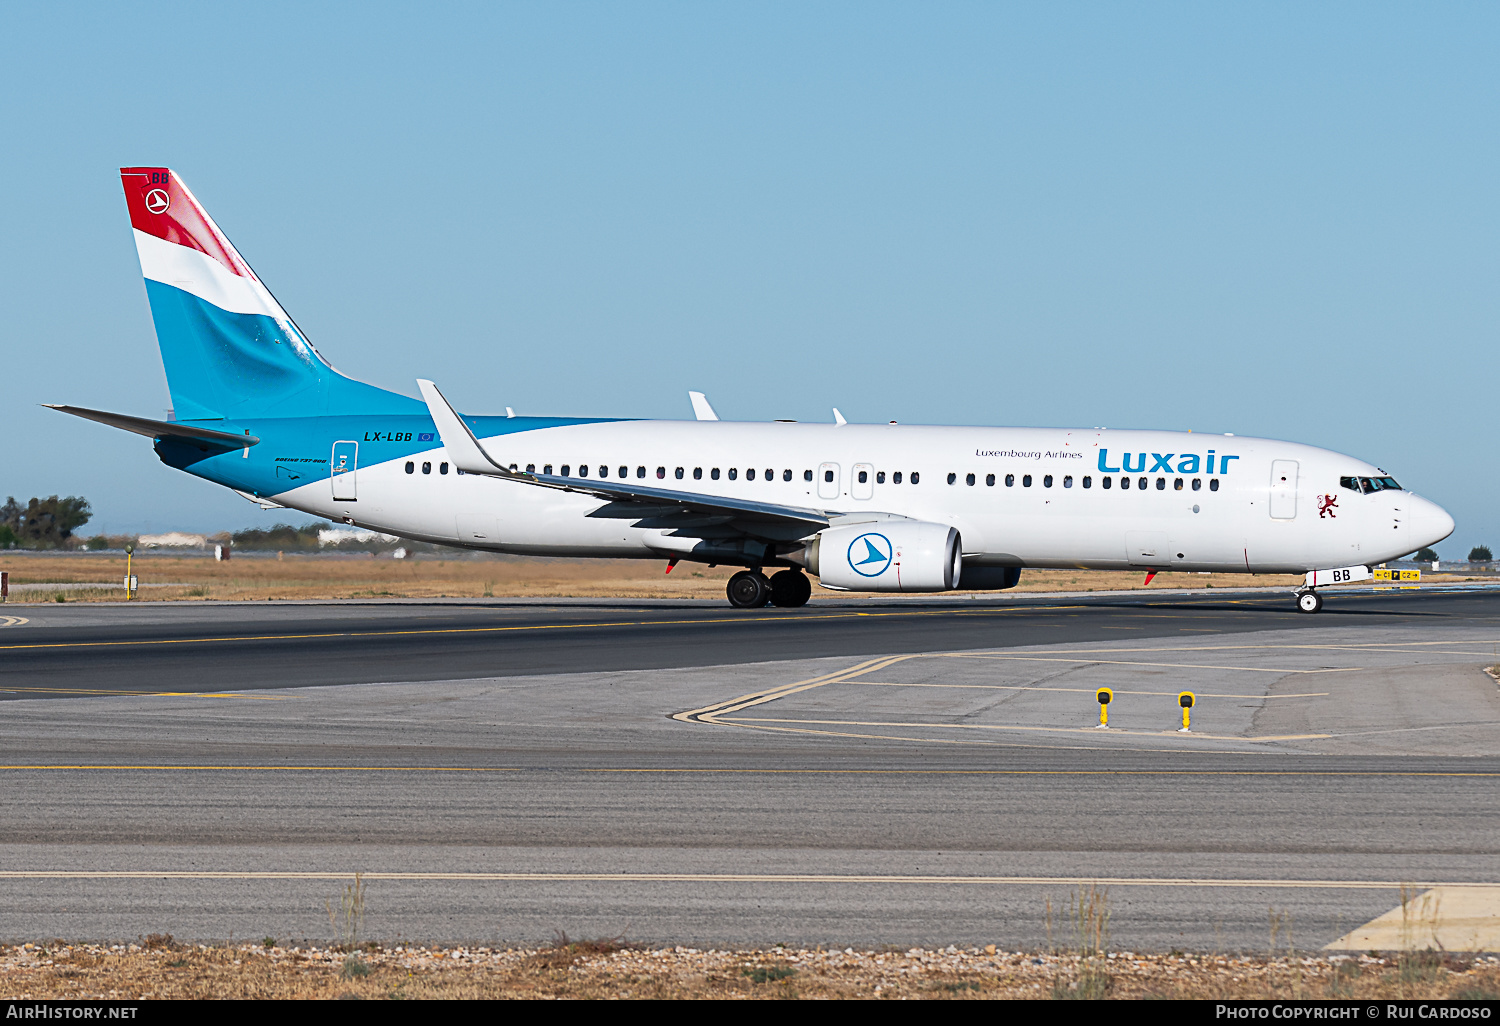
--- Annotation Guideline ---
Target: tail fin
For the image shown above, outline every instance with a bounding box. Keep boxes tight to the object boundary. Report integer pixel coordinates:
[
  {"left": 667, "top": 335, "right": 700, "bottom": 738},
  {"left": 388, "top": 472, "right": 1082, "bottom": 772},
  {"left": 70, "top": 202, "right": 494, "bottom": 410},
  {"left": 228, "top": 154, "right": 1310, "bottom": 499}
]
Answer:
[{"left": 120, "top": 168, "right": 418, "bottom": 421}]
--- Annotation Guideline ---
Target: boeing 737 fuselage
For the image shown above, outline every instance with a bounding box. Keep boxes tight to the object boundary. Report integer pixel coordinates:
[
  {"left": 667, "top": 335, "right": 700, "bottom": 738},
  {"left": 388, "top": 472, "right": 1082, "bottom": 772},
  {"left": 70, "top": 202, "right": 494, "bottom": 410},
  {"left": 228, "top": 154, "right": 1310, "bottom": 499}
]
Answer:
[{"left": 50, "top": 168, "right": 1456, "bottom": 611}]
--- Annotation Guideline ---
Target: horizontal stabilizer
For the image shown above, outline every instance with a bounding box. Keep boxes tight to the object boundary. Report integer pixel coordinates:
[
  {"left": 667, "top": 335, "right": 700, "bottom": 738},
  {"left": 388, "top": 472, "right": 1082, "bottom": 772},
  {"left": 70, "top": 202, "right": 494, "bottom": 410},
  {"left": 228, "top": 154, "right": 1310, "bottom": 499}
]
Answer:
[{"left": 43, "top": 405, "right": 258, "bottom": 448}]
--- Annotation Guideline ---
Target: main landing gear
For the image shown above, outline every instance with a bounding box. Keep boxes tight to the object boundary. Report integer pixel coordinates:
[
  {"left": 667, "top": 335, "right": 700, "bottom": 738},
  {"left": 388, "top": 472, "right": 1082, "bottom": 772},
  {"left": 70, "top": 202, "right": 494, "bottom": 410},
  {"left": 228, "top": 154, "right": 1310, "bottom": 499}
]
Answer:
[
  {"left": 1296, "top": 590, "right": 1324, "bottom": 614},
  {"left": 726, "top": 569, "right": 811, "bottom": 609}
]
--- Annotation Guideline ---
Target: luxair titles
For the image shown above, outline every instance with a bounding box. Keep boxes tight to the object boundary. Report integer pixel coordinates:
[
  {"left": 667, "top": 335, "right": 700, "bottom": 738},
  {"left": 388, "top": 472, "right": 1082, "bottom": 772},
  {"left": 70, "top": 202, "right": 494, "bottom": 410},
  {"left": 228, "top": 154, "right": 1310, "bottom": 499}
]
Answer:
[{"left": 976, "top": 449, "right": 1240, "bottom": 474}]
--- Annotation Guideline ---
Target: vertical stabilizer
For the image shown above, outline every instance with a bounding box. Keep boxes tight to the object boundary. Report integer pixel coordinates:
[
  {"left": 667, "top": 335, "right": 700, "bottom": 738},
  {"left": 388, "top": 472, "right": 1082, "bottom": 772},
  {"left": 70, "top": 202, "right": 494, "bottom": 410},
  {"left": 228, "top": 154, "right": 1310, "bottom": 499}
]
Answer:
[{"left": 120, "top": 168, "right": 418, "bottom": 421}]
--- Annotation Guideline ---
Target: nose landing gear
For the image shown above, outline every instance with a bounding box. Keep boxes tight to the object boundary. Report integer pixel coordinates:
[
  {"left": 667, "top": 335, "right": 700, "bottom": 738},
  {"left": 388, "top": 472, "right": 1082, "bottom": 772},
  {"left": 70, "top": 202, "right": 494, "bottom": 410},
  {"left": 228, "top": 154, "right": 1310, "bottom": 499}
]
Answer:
[{"left": 1296, "top": 590, "right": 1323, "bottom": 614}]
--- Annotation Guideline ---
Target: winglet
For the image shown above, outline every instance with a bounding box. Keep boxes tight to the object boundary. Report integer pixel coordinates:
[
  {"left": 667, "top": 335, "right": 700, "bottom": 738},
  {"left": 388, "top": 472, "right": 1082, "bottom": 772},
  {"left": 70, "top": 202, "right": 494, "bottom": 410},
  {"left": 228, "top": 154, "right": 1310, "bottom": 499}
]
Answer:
[
  {"left": 689, "top": 391, "right": 719, "bottom": 421},
  {"left": 832, "top": 408, "right": 847, "bottom": 426},
  {"left": 416, "top": 379, "right": 513, "bottom": 477}
]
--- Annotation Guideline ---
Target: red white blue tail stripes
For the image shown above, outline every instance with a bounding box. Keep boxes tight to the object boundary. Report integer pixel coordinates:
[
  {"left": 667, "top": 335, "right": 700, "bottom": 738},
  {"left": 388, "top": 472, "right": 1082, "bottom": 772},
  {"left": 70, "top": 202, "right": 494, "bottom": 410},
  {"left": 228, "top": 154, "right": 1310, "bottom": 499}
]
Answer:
[{"left": 121, "top": 168, "right": 286, "bottom": 320}]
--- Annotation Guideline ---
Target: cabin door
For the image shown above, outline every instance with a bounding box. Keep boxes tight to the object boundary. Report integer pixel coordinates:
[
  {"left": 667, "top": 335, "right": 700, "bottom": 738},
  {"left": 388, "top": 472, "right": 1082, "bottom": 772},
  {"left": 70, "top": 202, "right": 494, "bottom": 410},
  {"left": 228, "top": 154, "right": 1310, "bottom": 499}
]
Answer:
[
  {"left": 1270, "top": 460, "right": 1299, "bottom": 519},
  {"left": 331, "top": 441, "right": 358, "bottom": 501}
]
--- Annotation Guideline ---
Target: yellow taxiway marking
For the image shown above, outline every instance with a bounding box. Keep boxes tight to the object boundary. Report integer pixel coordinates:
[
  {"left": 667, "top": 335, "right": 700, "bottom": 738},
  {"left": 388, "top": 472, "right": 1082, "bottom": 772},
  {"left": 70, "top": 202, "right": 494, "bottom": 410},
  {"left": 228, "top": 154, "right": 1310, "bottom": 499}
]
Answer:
[
  {"left": 0, "top": 871, "right": 1485, "bottom": 889},
  {"left": 1326, "top": 887, "right": 1500, "bottom": 952},
  {"left": 904, "top": 655, "right": 1355, "bottom": 674},
  {"left": 0, "top": 765, "right": 1490, "bottom": 776},
  {"left": 0, "top": 687, "right": 285, "bottom": 700},
  {"left": 151, "top": 692, "right": 287, "bottom": 700},
  {"left": 0, "top": 616, "right": 28, "bottom": 627},
  {"left": 848, "top": 682, "right": 1329, "bottom": 699},
  {"left": 0, "top": 605, "right": 1097, "bottom": 654},
  {"left": 675, "top": 649, "right": 1344, "bottom": 742},
  {"left": 721, "top": 715, "right": 1331, "bottom": 743},
  {"left": 0, "top": 765, "right": 522, "bottom": 772}
]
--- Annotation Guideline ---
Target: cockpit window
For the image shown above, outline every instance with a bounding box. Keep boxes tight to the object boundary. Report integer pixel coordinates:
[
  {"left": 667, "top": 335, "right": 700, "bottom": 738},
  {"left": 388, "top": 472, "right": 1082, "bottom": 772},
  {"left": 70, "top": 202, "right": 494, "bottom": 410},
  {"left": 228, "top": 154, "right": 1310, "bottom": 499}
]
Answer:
[{"left": 1342, "top": 475, "right": 1402, "bottom": 494}]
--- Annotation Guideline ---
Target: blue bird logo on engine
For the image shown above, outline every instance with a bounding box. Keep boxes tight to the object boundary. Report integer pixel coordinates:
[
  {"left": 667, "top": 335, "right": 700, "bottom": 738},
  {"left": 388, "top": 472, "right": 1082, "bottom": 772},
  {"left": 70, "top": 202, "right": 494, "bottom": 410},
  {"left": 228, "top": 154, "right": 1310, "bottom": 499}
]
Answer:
[{"left": 847, "top": 533, "right": 893, "bottom": 577}]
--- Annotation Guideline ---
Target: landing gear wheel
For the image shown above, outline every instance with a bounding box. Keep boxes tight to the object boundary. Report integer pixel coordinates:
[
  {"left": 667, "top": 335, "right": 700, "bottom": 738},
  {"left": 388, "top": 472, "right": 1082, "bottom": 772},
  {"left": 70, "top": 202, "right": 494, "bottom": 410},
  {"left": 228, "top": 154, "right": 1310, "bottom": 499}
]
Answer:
[
  {"left": 727, "top": 570, "right": 770, "bottom": 608},
  {"left": 1297, "top": 591, "right": 1323, "bottom": 614},
  {"left": 769, "top": 569, "right": 812, "bottom": 608}
]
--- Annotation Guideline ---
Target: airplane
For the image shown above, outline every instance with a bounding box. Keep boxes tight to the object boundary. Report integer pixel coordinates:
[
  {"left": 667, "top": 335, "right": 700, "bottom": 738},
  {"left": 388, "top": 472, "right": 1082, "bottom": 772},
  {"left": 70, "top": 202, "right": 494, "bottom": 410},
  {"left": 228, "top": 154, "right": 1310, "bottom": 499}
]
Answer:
[{"left": 48, "top": 167, "right": 1455, "bottom": 613}]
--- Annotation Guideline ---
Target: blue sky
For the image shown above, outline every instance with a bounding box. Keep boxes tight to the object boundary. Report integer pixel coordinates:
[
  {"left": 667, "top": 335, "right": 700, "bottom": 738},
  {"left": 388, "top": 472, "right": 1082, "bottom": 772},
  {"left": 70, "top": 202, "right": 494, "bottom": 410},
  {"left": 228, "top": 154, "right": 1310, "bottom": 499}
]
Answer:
[{"left": 2, "top": 3, "right": 1496, "bottom": 554}]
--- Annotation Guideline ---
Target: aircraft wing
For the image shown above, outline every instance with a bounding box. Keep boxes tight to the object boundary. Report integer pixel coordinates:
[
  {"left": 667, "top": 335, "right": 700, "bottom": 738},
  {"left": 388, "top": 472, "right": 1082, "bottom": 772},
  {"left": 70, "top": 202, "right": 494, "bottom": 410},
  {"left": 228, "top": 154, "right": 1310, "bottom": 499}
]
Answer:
[
  {"left": 44, "top": 404, "right": 259, "bottom": 449},
  {"left": 417, "top": 379, "right": 831, "bottom": 531}
]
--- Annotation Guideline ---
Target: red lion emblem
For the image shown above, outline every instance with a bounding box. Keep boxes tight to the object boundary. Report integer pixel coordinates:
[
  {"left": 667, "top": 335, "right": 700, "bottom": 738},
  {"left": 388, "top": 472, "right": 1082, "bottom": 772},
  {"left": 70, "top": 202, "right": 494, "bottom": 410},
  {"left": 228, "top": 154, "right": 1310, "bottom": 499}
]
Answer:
[{"left": 1318, "top": 494, "right": 1338, "bottom": 518}]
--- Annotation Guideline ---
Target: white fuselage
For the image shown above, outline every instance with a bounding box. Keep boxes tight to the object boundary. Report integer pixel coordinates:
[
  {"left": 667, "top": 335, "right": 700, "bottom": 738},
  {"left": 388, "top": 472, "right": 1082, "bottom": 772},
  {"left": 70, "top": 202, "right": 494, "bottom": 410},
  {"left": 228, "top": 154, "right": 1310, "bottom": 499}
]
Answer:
[{"left": 267, "top": 422, "right": 1454, "bottom": 577}]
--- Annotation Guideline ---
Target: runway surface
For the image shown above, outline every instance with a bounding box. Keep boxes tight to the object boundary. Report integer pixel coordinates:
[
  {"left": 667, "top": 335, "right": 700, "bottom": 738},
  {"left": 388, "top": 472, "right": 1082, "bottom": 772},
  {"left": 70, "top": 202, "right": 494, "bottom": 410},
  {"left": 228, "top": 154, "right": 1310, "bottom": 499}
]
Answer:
[{"left": 0, "top": 585, "right": 1497, "bottom": 951}]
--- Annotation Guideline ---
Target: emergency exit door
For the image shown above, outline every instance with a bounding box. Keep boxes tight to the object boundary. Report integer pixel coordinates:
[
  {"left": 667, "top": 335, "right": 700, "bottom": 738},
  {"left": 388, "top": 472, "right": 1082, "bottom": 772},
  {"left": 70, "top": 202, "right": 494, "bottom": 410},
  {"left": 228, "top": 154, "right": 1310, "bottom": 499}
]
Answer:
[
  {"left": 1269, "top": 460, "right": 1298, "bottom": 519},
  {"left": 331, "top": 441, "right": 358, "bottom": 501}
]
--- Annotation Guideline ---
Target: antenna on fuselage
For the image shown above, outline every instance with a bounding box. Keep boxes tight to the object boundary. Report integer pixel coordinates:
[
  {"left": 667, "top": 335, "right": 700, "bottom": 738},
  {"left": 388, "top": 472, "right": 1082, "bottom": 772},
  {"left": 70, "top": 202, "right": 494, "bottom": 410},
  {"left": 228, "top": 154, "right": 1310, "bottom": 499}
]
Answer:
[{"left": 832, "top": 408, "right": 847, "bottom": 426}]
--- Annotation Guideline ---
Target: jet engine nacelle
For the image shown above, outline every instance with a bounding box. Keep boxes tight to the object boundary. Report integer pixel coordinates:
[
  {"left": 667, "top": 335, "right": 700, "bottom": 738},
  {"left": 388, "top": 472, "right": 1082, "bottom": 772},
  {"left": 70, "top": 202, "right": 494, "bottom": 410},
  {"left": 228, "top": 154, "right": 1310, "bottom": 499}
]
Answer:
[{"left": 810, "top": 521, "right": 961, "bottom": 592}]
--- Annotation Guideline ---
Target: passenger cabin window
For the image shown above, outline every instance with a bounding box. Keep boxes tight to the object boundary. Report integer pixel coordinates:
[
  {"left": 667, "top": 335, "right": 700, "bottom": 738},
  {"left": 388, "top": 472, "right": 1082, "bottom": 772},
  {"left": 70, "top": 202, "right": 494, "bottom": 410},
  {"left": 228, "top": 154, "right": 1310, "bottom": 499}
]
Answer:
[
  {"left": 1082, "top": 476, "right": 1092, "bottom": 488},
  {"left": 1192, "top": 478, "right": 1201, "bottom": 491},
  {"left": 579, "top": 464, "right": 589, "bottom": 477},
  {"left": 986, "top": 474, "right": 995, "bottom": 486},
  {"left": 747, "top": 468, "right": 756, "bottom": 481},
  {"left": 526, "top": 464, "right": 535, "bottom": 473},
  {"left": 729, "top": 468, "right": 738, "bottom": 480},
  {"left": 965, "top": 473, "right": 975, "bottom": 486},
  {"left": 656, "top": 466, "right": 666, "bottom": 479},
  {"left": 675, "top": 467, "right": 684, "bottom": 479},
  {"left": 824, "top": 470, "right": 834, "bottom": 483},
  {"left": 1023, "top": 474, "right": 1032, "bottom": 487},
  {"left": 893, "top": 471, "right": 903, "bottom": 484},
  {"left": 544, "top": 464, "right": 554, "bottom": 475},
  {"left": 947, "top": 473, "right": 957, "bottom": 485},
  {"left": 1138, "top": 477, "right": 1147, "bottom": 490},
  {"left": 618, "top": 466, "right": 627, "bottom": 478},
  {"left": 440, "top": 462, "right": 449, "bottom": 475},
  {"left": 765, "top": 469, "right": 773, "bottom": 481},
  {"left": 1121, "top": 476, "right": 1130, "bottom": 489},
  {"left": 803, "top": 470, "right": 813, "bottom": 482},
  {"left": 1005, "top": 474, "right": 1014, "bottom": 487},
  {"left": 1173, "top": 478, "right": 1182, "bottom": 490},
  {"left": 1156, "top": 477, "right": 1165, "bottom": 490},
  {"left": 876, "top": 471, "right": 886, "bottom": 484},
  {"left": 599, "top": 465, "right": 608, "bottom": 477},
  {"left": 422, "top": 462, "right": 431, "bottom": 475},
  {"left": 405, "top": 461, "right": 414, "bottom": 474},
  {"left": 694, "top": 467, "right": 703, "bottom": 480},
  {"left": 1210, "top": 479, "right": 1220, "bottom": 491},
  {"left": 784, "top": 469, "right": 793, "bottom": 482},
  {"left": 911, "top": 472, "right": 920, "bottom": 484},
  {"left": 1102, "top": 476, "right": 1112, "bottom": 489},
  {"left": 637, "top": 466, "right": 646, "bottom": 479},
  {"left": 1063, "top": 475, "right": 1073, "bottom": 488},
  {"left": 860, "top": 470, "right": 870, "bottom": 484},
  {"left": 711, "top": 468, "right": 721, "bottom": 480},
  {"left": 1043, "top": 475, "right": 1053, "bottom": 488}
]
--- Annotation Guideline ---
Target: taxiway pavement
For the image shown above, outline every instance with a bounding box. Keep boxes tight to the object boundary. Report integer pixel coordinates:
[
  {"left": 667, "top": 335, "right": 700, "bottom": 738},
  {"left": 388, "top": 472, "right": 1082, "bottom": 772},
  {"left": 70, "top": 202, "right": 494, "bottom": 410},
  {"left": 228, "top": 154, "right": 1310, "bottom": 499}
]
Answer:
[{"left": 0, "top": 587, "right": 1496, "bottom": 950}]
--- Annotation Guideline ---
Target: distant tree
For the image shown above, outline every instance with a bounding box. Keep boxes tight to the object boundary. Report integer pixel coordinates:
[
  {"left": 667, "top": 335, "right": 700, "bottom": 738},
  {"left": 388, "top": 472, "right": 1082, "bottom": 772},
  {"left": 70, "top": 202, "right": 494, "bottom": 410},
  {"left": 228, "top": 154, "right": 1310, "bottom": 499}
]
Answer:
[
  {"left": 1469, "top": 545, "right": 1493, "bottom": 563},
  {"left": 1414, "top": 547, "right": 1438, "bottom": 562},
  {"left": 231, "top": 522, "right": 325, "bottom": 550},
  {"left": 0, "top": 524, "right": 15, "bottom": 548},
  {"left": 1, "top": 495, "right": 91, "bottom": 549}
]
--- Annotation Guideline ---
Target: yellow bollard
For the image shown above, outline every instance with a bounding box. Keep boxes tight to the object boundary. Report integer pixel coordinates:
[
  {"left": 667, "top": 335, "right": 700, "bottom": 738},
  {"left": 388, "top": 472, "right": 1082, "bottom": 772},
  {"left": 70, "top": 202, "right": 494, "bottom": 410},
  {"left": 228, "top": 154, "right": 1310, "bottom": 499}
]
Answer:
[
  {"left": 1095, "top": 687, "right": 1113, "bottom": 728},
  {"left": 1178, "top": 691, "right": 1196, "bottom": 732}
]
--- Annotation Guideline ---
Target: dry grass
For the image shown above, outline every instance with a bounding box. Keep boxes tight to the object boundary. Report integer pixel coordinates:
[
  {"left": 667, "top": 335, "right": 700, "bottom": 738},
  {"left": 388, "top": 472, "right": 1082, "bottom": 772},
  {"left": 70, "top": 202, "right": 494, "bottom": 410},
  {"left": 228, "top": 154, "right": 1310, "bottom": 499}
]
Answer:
[
  {"left": 0, "top": 552, "right": 1374, "bottom": 604},
  {"left": 0, "top": 941, "right": 1495, "bottom": 1000}
]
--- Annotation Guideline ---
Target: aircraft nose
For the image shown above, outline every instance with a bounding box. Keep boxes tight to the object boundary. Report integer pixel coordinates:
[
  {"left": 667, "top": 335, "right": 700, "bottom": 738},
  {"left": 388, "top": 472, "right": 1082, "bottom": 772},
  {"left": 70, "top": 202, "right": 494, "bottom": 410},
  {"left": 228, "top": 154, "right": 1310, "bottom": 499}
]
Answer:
[{"left": 1408, "top": 495, "right": 1456, "bottom": 550}]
